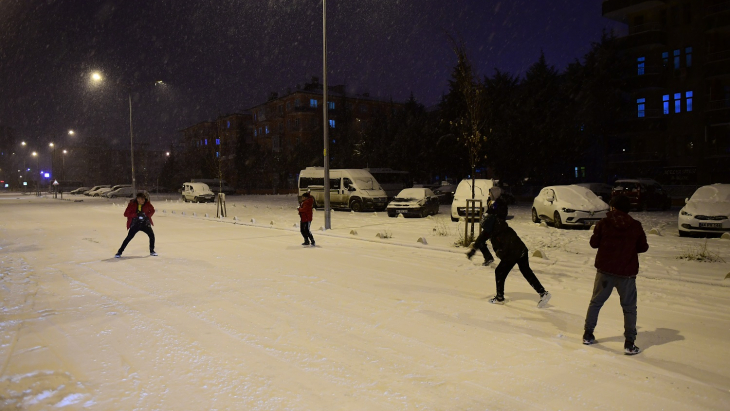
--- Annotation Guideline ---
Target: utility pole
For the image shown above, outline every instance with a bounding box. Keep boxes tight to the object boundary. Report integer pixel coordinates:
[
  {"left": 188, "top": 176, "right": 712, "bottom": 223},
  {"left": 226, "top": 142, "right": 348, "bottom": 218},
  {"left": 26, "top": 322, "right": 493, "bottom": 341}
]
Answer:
[
  {"left": 128, "top": 88, "right": 136, "bottom": 195},
  {"left": 322, "top": 0, "right": 331, "bottom": 229}
]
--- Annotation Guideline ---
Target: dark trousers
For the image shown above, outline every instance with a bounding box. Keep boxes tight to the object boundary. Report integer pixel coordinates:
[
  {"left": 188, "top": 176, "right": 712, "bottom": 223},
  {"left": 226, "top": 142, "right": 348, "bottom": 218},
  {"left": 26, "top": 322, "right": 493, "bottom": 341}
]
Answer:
[
  {"left": 300, "top": 221, "right": 314, "bottom": 244},
  {"left": 473, "top": 229, "right": 495, "bottom": 262},
  {"left": 118, "top": 224, "right": 155, "bottom": 254},
  {"left": 494, "top": 252, "right": 545, "bottom": 298},
  {"left": 584, "top": 271, "right": 637, "bottom": 341}
]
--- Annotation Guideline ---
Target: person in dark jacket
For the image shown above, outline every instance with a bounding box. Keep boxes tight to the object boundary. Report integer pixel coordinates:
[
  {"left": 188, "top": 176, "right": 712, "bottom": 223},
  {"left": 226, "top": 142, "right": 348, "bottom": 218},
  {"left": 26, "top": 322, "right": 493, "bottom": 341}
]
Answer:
[
  {"left": 467, "top": 187, "right": 508, "bottom": 265},
  {"left": 582, "top": 195, "right": 648, "bottom": 355},
  {"left": 115, "top": 192, "right": 157, "bottom": 258},
  {"left": 472, "top": 204, "right": 551, "bottom": 307},
  {"left": 298, "top": 192, "right": 315, "bottom": 246}
]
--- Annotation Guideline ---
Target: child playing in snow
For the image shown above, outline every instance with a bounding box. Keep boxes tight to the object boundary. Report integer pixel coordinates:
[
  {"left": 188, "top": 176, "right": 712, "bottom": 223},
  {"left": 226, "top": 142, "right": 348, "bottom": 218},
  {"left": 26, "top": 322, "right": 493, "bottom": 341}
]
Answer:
[
  {"left": 298, "top": 192, "right": 315, "bottom": 246},
  {"left": 116, "top": 192, "right": 157, "bottom": 258}
]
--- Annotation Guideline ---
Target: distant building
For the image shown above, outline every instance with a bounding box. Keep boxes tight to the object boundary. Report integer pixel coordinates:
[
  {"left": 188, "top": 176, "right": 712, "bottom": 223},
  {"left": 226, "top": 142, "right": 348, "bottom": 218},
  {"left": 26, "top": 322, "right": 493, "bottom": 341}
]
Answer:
[
  {"left": 0, "top": 126, "right": 17, "bottom": 188},
  {"left": 603, "top": 0, "right": 730, "bottom": 184}
]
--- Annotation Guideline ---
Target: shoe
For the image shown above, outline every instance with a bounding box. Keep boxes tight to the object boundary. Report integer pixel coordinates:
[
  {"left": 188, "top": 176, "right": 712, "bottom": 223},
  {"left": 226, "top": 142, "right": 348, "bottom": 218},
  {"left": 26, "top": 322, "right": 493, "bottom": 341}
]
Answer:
[
  {"left": 466, "top": 249, "right": 476, "bottom": 260},
  {"left": 114, "top": 254, "right": 121, "bottom": 258},
  {"left": 302, "top": 242, "right": 310, "bottom": 246},
  {"left": 311, "top": 242, "right": 316, "bottom": 247},
  {"left": 537, "top": 291, "right": 551, "bottom": 308},
  {"left": 624, "top": 340, "right": 641, "bottom": 355},
  {"left": 488, "top": 295, "right": 505, "bottom": 305},
  {"left": 582, "top": 331, "right": 596, "bottom": 345},
  {"left": 483, "top": 258, "right": 494, "bottom": 266},
  {"left": 150, "top": 252, "right": 158, "bottom": 256}
]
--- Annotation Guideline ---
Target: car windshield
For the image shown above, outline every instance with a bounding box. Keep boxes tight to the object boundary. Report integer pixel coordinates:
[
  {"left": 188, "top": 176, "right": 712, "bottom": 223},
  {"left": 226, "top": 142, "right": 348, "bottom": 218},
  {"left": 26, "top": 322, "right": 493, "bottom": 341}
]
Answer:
[
  {"left": 393, "top": 188, "right": 424, "bottom": 201},
  {"left": 354, "top": 178, "right": 379, "bottom": 190},
  {"left": 691, "top": 186, "right": 730, "bottom": 202},
  {"left": 455, "top": 180, "right": 489, "bottom": 198},
  {"left": 555, "top": 186, "right": 606, "bottom": 208}
]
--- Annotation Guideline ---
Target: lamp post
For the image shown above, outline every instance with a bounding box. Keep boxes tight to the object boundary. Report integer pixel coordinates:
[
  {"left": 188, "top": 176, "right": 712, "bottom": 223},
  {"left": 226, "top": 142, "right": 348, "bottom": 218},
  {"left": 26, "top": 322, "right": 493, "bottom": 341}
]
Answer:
[
  {"left": 62, "top": 150, "right": 67, "bottom": 180},
  {"left": 322, "top": 0, "right": 331, "bottom": 230},
  {"left": 49, "top": 142, "right": 56, "bottom": 181},
  {"left": 31, "top": 151, "right": 39, "bottom": 195}
]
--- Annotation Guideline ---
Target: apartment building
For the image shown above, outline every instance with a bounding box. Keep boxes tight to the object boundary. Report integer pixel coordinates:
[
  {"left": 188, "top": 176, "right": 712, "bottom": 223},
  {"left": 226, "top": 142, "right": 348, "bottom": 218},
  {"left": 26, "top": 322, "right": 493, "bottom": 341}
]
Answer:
[{"left": 603, "top": 0, "right": 730, "bottom": 184}]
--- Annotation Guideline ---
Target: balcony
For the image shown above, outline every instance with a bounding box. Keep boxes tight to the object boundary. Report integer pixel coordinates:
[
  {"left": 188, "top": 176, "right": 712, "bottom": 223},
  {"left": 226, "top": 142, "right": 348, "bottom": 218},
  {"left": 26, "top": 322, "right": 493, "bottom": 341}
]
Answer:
[
  {"left": 617, "top": 23, "right": 667, "bottom": 51},
  {"left": 603, "top": 0, "right": 667, "bottom": 23},
  {"left": 704, "top": 50, "right": 730, "bottom": 78}
]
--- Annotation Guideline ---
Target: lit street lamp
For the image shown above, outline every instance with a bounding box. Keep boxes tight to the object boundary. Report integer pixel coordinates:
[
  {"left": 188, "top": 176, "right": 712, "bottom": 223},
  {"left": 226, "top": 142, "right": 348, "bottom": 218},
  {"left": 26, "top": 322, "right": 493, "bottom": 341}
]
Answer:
[
  {"left": 62, "top": 150, "right": 68, "bottom": 180},
  {"left": 68, "top": 130, "right": 75, "bottom": 136},
  {"left": 31, "top": 151, "right": 39, "bottom": 195},
  {"left": 49, "top": 142, "right": 56, "bottom": 181}
]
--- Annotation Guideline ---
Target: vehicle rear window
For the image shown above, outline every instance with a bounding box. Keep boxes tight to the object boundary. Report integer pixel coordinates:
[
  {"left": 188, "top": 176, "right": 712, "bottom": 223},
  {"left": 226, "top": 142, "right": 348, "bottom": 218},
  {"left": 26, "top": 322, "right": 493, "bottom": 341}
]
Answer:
[{"left": 614, "top": 182, "right": 641, "bottom": 190}]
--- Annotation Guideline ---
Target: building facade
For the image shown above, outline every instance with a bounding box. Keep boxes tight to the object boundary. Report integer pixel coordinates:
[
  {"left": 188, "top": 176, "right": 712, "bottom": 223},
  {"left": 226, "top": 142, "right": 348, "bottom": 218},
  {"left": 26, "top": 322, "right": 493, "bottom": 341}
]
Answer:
[{"left": 603, "top": 0, "right": 730, "bottom": 184}]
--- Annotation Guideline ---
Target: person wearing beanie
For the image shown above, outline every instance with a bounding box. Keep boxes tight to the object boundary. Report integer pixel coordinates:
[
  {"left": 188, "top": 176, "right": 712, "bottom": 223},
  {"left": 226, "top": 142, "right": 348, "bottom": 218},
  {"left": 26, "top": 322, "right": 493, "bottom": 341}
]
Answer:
[
  {"left": 116, "top": 192, "right": 157, "bottom": 258},
  {"left": 582, "top": 194, "right": 649, "bottom": 355}
]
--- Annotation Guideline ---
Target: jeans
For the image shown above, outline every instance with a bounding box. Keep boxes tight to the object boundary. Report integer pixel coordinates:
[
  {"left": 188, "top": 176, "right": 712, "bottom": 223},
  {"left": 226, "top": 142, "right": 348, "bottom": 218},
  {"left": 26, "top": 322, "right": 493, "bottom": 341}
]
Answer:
[
  {"left": 494, "top": 252, "right": 545, "bottom": 298},
  {"left": 300, "top": 221, "right": 314, "bottom": 244},
  {"left": 118, "top": 224, "right": 155, "bottom": 255},
  {"left": 584, "top": 270, "right": 637, "bottom": 341}
]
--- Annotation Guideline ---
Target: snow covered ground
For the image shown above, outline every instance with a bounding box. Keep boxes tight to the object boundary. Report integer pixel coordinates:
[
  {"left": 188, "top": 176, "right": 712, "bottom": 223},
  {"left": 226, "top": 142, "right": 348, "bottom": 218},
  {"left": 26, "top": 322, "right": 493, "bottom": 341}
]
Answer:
[{"left": 1, "top": 192, "right": 729, "bottom": 410}]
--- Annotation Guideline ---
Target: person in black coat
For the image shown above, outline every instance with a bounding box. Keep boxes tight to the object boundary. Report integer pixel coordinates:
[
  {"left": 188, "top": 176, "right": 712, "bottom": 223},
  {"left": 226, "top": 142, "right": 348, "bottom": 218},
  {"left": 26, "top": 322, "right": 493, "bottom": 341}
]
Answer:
[
  {"left": 467, "top": 187, "right": 508, "bottom": 265},
  {"left": 471, "top": 204, "right": 551, "bottom": 307}
]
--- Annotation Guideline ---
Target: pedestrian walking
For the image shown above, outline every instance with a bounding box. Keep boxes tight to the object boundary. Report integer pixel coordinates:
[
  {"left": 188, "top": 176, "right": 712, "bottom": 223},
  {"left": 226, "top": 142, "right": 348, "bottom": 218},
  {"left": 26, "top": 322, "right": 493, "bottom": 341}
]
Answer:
[
  {"left": 298, "top": 192, "right": 315, "bottom": 246},
  {"left": 467, "top": 186, "right": 509, "bottom": 265},
  {"left": 115, "top": 192, "right": 157, "bottom": 258},
  {"left": 583, "top": 195, "right": 648, "bottom": 355},
  {"left": 468, "top": 203, "right": 551, "bottom": 308}
]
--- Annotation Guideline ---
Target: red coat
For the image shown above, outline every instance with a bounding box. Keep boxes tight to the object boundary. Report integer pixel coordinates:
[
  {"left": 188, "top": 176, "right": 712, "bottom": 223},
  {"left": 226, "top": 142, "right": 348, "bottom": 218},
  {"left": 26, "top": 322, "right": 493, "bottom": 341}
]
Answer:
[
  {"left": 590, "top": 210, "right": 649, "bottom": 277},
  {"left": 298, "top": 196, "right": 314, "bottom": 222},
  {"left": 124, "top": 200, "right": 155, "bottom": 229}
]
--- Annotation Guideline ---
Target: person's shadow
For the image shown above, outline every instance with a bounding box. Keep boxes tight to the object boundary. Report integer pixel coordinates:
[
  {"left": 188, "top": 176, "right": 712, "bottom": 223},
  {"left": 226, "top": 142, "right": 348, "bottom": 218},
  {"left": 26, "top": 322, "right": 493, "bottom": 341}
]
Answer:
[{"left": 597, "top": 327, "right": 684, "bottom": 351}]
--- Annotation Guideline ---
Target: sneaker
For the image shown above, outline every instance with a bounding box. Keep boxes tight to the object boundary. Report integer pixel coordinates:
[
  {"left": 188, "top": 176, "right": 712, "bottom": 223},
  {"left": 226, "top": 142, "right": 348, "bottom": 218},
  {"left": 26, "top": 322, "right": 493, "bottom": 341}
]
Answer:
[
  {"left": 582, "top": 331, "right": 596, "bottom": 345},
  {"left": 537, "top": 291, "right": 551, "bottom": 308},
  {"left": 488, "top": 295, "right": 505, "bottom": 305},
  {"left": 466, "top": 249, "right": 476, "bottom": 260},
  {"left": 302, "top": 242, "right": 310, "bottom": 246},
  {"left": 150, "top": 252, "right": 158, "bottom": 256},
  {"left": 114, "top": 254, "right": 121, "bottom": 258},
  {"left": 483, "top": 258, "right": 494, "bottom": 266},
  {"left": 311, "top": 242, "right": 316, "bottom": 247},
  {"left": 624, "top": 340, "right": 641, "bottom": 355}
]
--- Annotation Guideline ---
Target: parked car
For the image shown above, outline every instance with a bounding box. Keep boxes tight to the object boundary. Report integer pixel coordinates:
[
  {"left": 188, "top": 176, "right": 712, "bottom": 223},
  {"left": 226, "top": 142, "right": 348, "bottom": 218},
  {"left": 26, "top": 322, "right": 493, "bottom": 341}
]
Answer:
[
  {"left": 386, "top": 188, "right": 440, "bottom": 218},
  {"left": 678, "top": 184, "right": 730, "bottom": 237},
  {"left": 85, "top": 185, "right": 111, "bottom": 196},
  {"left": 298, "top": 167, "right": 388, "bottom": 211},
  {"left": 450, "top": 179, "right": 494, "bottom": 222},
  {"left": 69, "top": 187, "right": 90, "bottom": 195},
  {"left": 433, "top": 182, "right": 458, "bottom": 204},
  {"left": 190, "top": 179, "right": 235, "bottom": 194},
  {"left": 532, "top": 185, "right": 609, "bottom": 229},
  {"left": 181, "top": 182, "right": 215, "bottom": 203},
  {"left": 95, "top": 184, "right": 128, "bottom": 197},
  {"left": 105, "top": 186, "right": 135, "bottom": 198},
  {"left": 576, "top": 183, "right": 613, "bottom": 202},
  {"left": 611, "top": 179, "right": 671, "bottom": 211}
]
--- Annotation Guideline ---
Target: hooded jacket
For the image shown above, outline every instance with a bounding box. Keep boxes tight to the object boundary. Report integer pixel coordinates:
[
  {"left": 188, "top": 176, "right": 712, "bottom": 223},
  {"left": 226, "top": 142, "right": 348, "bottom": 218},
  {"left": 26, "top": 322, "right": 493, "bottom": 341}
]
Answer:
[
  {"left": 480, "top": 214, "right": 527, "bottom": 262},
  {"left": 590, "top": 210, "right": 649, "bottom": 277},
  {"left": 298, "top": 196, "right": 314, "bottom": 222},
  {"left": 124, "top": 199, "right": 155, "bottom": 229}
]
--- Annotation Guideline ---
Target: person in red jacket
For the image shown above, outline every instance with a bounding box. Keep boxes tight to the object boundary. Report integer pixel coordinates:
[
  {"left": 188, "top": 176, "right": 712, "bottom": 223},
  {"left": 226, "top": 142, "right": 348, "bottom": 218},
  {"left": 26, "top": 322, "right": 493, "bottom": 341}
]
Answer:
[
  {"left": 583, "top": 195, "right": 649, "bottom": 355},
  {"left": 298, "top": 192, "right": 315, "bottom": 246},
  {"left": 115, "top": 192, "right": 157, "bottom": 258}
]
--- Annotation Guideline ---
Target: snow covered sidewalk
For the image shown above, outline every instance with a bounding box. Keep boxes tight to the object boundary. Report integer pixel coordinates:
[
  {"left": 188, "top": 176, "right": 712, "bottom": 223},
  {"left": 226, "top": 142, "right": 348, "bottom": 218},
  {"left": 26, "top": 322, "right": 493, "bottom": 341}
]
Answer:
[{"left": 1, "top": 194, "right": 729, "bottom": 410}]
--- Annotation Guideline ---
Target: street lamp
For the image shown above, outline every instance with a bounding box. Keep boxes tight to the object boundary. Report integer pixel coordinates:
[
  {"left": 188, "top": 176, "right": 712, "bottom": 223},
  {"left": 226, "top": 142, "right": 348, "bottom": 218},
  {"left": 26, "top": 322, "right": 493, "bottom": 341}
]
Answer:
[
  {"left": 31, "top": 151, "right": 39, "bottom": 195},
  {"left": 49, "top": 143, "right": 56, "bottom": 181},
  {"left": 62, "top": 150, "right": 68, "bottom": 180},
  {"left": 68, "top": 130, "right": 75, "bottom": 136}
]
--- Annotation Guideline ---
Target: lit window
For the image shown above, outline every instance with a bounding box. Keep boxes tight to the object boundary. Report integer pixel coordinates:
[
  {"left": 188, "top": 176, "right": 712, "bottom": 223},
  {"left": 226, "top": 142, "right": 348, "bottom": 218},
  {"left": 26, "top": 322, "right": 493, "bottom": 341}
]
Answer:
[
  {"left": 310, "top": 99, "right": 318, "bottom": 108},
  {"left": 574, "top": 167, "right": 578, "bottom": 178},
  {"left": 227, "top": 120, "right": 230, "bottom": 128},
  {"left": 328, "top": 101, "right": 335, "bottom": 110},
  {"left": 685, "top": 47, "right": 692, "bottom": 68},
  {"left": 674, "top": 93, "right": 681, "bottom": 113},
  {"left": 216, "top": 139, "right": 220, "bottom": 145},
  {"left": 265, "top": 125, "right": 270, "bottom": 134},
  {"left": 329, "top": 119, "right": 335, "bottom": 128},
  {"left": 254, "top": 112, "right": 257, "bottom": 121},
  {"left": 686, "top": 91, "right": 693, "bottom": 112},
  {"left": 216, "top": 152, "right": 220, "bottom": 158},
  {"left": 637, "top": 98, "right": 645, "bottom": 118},
  {"left": 663, "top": 95, "right": 670, "bottom": 115},
  {"left": 254, "top": 129, "right": 258, "bottom": 137},
  {"left": 673, "top": 49, "right": 680, "bottom": 69},
  {"left": 637, "top": 57, "right": 645, "bottom": 75},
  {"left": 662, "top": 51, "right": 669, "bottom": 67},
  {"left": 205, "top": 139, "right": 208, "bottom": 145}
]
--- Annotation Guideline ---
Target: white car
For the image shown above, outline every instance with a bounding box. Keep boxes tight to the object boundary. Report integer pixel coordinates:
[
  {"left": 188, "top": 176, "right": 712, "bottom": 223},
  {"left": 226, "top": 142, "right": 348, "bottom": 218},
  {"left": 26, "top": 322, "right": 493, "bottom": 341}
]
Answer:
[
  {"left": 450, "top": 179, "right": 494, "bottom": 221},
  {"left": 85, "top": 185, "right": 111, "bottom": 196},
  {"left": 678, "top": 184, "right": 730, "bottom": 237},
  {"left": 105, "top": 186, "right": 135, "bottom": 198},
  {"left": 181, "top": 182, "right": 215, "bottom": 203},
  {"left": 386, "top": 188, "right": 440, "bottom": 218},
  {"left": 532, "top": 185, "right": 609, "bottom": 229}
]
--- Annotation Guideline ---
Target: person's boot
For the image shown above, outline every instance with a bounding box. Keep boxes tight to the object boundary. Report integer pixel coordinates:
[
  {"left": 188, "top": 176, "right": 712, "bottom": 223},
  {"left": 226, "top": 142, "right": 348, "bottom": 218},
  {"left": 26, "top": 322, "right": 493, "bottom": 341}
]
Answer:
[
  {"left": 466, "top": 249, "right": 476, "bottom": 260},
  {"left": 582, "top": 331, "right": 596, "bottom": 345},
  {"left": 624, "top": 340, "right": 641, "bottom": 355}
]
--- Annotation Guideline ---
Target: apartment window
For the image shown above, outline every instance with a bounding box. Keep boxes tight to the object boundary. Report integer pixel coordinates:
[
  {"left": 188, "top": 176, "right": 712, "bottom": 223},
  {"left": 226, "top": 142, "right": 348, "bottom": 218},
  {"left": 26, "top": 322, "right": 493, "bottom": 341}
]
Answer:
[
  {"left": 215, "top": 138, "right": 220, "bottom": 145},
  {"left": 294, "top": 118, "right": 300, "bottom": 129},
  {"left": 637, "top": 98, "right": 646, "bottom": 118},
  {"left": 360, "top": 105, "right": 368, "bottom": 113},
  {"left": 663, "top": 95, "right": 670, "bottom": 115},
  {"left": 216, "top": 152, "right": 220, "bottom": 158},
  {"left": 295, "top": 99, "right": 301, "bottom": 107},
  {"left": 272, "top": 136, "right": 280, "bottom": 151},
  {"left": 686, "top": 91, "right": 693, "bottom": 112},
  {"left": 673, "top": 49, "right": 680, "bottom": 70},
  {"left": 265, "top": 125, "right": 270, "bottom": 134},
  {"left": 637, "top": 57, "right": 645, "bottom": 75},
  {"left": 254, "top": 112, "right": 257, "bottom": 121},
  {"left": 278, "top": 123, "right": 283, "bottom": 132},
  {"left": 685, "top": 47, "right": 692, "bottom": 68},
  {"left": 329, "top": 119, "right": 336, "bottom": 128},
  {"left": 674, "top": 93, "right": 681, "bottom": 113},
  {"left": 328, "top": 101, "right": 335, "bottom": 110},
  {"left": 204, "top": 139, "right": 208, "bottom": 145},
  {"left": 278, "top": 105, "right": 283, "bottom": 114},
  {"left": 310, "top": 99, "right": 318, "bottom": 108},
  {"left": 286, "top": 102, "right": 291, "bottom": 111},
  {"left": 226, "top": 120, "right": 230, "bottom": 129},
  {"left": 254, "top": 129, "right": 258, "bottom": 137},
  {"left": 662, "top": 51, "right": 669, "bottom": 68}
]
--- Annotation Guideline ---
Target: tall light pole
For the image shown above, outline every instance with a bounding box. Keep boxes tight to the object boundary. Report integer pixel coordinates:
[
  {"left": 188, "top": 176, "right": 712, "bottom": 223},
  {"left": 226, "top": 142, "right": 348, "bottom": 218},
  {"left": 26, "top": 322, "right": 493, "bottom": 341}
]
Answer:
[
  {"left": 31, "top": 151, "right": 39, "bottom": 195},
  {"left": 322, "top": 0, "right": 331, "bottom": 230},
  {"left": 62, "top": 150, "right": 67, "bottom": 180},
  {"left": 49, "top": 142, "right": 56, "bottom": 181}
]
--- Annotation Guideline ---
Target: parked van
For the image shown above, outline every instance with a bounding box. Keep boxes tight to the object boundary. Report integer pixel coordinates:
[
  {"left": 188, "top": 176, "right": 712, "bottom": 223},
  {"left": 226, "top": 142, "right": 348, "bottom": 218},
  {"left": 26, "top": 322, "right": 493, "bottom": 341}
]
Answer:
[
  {"left": 181, "top": 182, "right": 215, "bottom": 203},
  {"left": 450, "top": 179, "right": 495, "bottom": 221},
  {"left": 190, "top": 179, "right": 235, "bottom": 194},
  {"left": 298, "top": 167, "right": 388, "bottom": 212}
]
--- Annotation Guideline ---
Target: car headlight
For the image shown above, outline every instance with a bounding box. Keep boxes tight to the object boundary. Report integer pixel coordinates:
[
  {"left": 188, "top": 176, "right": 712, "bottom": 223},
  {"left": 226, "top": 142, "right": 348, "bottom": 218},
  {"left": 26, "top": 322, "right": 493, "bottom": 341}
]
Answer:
[
  {"left": 680, "top": 210, "right": 692, "bottom": 217},
  {"left": 561, "top": 208, "right": 576, "bottom": 213}
]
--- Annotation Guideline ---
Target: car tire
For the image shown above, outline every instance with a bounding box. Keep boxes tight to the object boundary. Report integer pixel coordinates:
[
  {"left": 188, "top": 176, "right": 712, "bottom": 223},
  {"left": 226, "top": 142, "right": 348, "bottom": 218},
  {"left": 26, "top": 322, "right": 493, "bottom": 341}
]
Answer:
[
  {"left": 554, "top": 211, "right": 563, "bottom": 229},
  {"left": 451, "top": 216, "right": 458, "bottom": 222},
  {"left": 387, "top": 211, "right": 395, "bottom": 218},
  {"left": 350, "top": 199, "right": 362, "bottom": 212},
  {"left": 420, "top": 209, "right": 427, "bottom": 218},
  {"left": 532, "top": 208, "right": 540, "bottom": 223},
  {"left": 679, "top": 230, "right": 691, "bottom": 237}
]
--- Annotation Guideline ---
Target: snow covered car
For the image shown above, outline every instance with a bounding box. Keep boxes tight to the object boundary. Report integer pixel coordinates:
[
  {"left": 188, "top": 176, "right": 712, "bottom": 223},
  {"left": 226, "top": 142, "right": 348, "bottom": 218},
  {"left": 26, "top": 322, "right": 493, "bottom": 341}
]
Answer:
[
  {"left": 181, "top": 182, "right": 215, "bottom": 203},
  {"left": 386, "top": 188, "right": 440, "bottom": 218},
  {"left": 577, "top": 183, "right": 612, "bottom": 202},
  {"left": 105, "top": 186, "right": 135, "bottom": 198},
  {"left": 611, "top": 179, "right": 671, "bottom": 211},
  {"left": 85, "top": 185, "right": 111, "bottom": 196},
  {"left": 532, "top": 185, "right": 609, "bottom": 229},
  {"left": 69, "top": 187, "right": 90, "bottom": 195},
  {"left": 450, "top": 179, "right": 494, "bottom": 222},
  {"left": 678, "top": 184, "right": 730, "bottom": 237}
]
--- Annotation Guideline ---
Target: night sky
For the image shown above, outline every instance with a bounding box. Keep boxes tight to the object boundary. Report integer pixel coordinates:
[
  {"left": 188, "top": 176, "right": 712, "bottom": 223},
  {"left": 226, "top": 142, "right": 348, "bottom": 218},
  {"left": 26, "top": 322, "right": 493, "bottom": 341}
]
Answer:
[{"left": 0, "top": 0, "right": 622, "bottom": 157}]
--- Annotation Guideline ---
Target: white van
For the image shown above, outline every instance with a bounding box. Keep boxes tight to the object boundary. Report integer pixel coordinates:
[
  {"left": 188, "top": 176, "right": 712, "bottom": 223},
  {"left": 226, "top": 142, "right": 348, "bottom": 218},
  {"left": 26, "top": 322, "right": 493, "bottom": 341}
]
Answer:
[
  {"left": 181, "top": 182, "right": 215, "bottom": 203},
  {"left": 298, "top": 167, "right": 388, "bottom": 212},
  {"left": 450, "top": 179, "right": 495, "bottom": 221}
]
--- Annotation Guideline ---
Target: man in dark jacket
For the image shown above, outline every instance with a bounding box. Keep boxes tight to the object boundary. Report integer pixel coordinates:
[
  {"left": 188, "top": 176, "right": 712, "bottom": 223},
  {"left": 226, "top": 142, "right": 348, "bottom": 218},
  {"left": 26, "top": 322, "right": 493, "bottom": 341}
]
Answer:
[
  {"left": 115, "top": 192, "right": 156, "bottom": 258},
  {"left": 473, "top": 204, "right": 551, "bottom": 307},
  {"left": 467, "top": 186, "right": 508, "bottom": 265},
  {"left": 583, "top": 195, "right": 649, "bottom": 355},
  {"left": 298, "top": 192, "right": 315, "bottom": 246}
]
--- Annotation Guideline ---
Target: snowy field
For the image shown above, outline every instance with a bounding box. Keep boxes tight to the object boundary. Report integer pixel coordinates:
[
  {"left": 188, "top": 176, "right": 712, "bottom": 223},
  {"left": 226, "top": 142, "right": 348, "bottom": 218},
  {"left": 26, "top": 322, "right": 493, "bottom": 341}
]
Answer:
[{"left": 1, "top": 192, "right": 729, "bottom": 410}]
